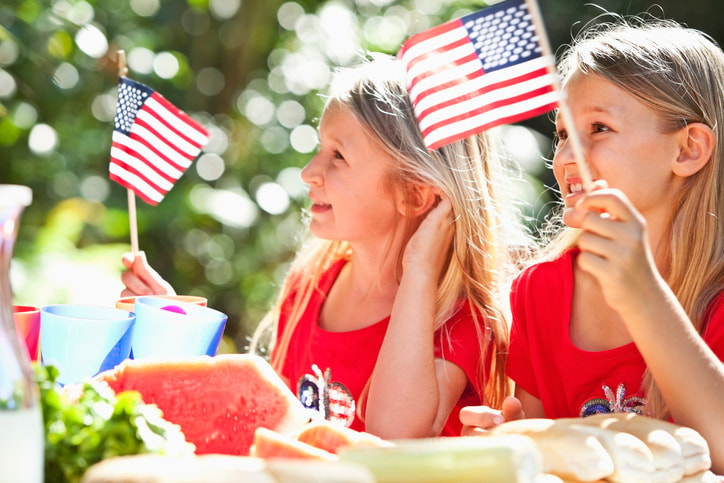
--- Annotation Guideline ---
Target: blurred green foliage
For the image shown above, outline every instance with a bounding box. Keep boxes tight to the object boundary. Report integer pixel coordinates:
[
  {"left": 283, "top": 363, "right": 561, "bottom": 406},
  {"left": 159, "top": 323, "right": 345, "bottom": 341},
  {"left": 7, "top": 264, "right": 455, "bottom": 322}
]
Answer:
[{"left": 2, "top": 0, "right": 723, "bottom": 352}]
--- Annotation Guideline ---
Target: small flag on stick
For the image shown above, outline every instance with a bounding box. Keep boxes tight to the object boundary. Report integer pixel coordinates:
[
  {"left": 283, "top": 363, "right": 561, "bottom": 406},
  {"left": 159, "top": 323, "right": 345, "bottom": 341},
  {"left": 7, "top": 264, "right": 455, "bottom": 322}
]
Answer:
[
  {"left": 398, "top": 0, "right": 560, "bottom": 150},
  {"left": 109, "top": 76, "right": 210, "bottom": 205}
]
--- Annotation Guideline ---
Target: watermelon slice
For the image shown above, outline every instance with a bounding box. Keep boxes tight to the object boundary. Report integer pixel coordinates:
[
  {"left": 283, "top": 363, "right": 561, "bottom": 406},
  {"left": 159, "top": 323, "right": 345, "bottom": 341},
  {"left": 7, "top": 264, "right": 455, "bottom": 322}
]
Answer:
[
  {"left": 295, "top": 420, "right": 390, "bottom": 454},
  {"left": 251, "top": 427, "right": 338, "bottom": 461},
  {"left": 95, "top": 354, "right": 310, "bottom": 455}
]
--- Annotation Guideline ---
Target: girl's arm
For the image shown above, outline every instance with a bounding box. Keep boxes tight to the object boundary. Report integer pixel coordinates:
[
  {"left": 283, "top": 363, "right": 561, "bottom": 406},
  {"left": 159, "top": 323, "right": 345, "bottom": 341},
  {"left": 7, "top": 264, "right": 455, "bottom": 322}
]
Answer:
[
  {"left": 567, "top": 188, "right": 724, "bottom": 473},
  {"left": 366, "top": 199, "right": 468, "bottom": 438}
]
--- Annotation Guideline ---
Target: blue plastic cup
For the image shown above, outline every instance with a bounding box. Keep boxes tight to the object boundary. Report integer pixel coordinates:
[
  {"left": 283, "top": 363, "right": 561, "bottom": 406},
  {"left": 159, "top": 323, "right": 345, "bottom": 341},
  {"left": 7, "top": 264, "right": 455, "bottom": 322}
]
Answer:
[
  {"left": 131, "top": 296, "right": 227, "bottom": 359},
  {"left": 40, "top": 304, "right": 135, "bottom": 385}
]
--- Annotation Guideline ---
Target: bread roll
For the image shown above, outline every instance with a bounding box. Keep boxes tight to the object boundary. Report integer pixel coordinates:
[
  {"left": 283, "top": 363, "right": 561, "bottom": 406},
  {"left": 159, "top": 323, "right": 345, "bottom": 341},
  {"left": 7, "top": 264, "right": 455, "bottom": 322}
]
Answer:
[
  {"left": 579, "top": 413, "right": 710, "bottom": 476},
  {"left": 569, "top": 414, "right": 684, "bottom": 482},
  {"left": 564, "top": 422, "right": 656, "bottom": 483},
  {"left": 679, "top": 470, "right": 720, "bottom": 483},
  {"left": 490, "top": 418, "right": 614, "bottom": 482}
]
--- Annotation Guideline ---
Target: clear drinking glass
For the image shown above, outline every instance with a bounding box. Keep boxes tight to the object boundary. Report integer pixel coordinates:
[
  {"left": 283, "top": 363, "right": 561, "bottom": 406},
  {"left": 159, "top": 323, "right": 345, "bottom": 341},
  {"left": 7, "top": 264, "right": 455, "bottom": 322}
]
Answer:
[{"left": 0, "top": 184, "right": 43, "bottom": 483}]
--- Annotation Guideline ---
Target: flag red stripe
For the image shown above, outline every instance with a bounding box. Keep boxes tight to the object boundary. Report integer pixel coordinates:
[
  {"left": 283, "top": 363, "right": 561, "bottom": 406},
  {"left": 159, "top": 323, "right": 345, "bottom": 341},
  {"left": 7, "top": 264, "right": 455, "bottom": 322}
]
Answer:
[
  {"left": 427, "top": 102, "right": 558, "bottom": 150},
  {"left": 398, "top": 18, "right": 464, "bottom": 59},
  {"left": 420, "top": 84, "right": 556, "bottom": 137},
  {"left": 109, "top": 174, "right": 161, "bottom": 206},
  {"left": 109, "top": 164, "right": 165, "bottom": 205},
  {"left": 416, "top": 67, "right": 551, "bottom": 121},
  {"left": 407, "top": 51, "right": 480, "bottom": 94},
  {"left": 145, "top": 94, "right": 208, "bottom": 152},
  {"left": 403, "top": 35, "right": 473, "bottom": 75},
  {"left": 410, "top": 62, "right": 483, "bottom": 103},
  {"left": 111, "top": 140, "right": 178, "bottom": 185},
  {"left": 131, "top": 118, "right": 193, "bottom": 172},
  {"left": 149, "top": 93, "right": 209, "bottom": 140}
]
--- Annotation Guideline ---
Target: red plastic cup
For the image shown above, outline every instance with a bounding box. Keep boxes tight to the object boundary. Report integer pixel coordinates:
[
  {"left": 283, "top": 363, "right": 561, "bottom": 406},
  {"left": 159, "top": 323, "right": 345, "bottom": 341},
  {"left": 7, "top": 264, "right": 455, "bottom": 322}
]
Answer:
[{"left": 12, "top": 305, "right": 41, "bottom": 361}]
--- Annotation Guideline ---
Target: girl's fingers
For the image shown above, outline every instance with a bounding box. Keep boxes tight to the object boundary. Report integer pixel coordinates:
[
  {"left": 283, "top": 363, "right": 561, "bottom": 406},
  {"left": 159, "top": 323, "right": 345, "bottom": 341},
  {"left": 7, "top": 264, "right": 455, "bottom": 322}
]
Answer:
[
  {"left": 573, "top": 188, "right": 642, "bottom": 229},
  {"left": 458, "top": 405, "right": 505, "bottom": 430},
  {"left": 500, "top": 396, "right": 525, "bottom": 422},
  {"left": 120, "top": 251, "right": 175, "bottom": 296}
]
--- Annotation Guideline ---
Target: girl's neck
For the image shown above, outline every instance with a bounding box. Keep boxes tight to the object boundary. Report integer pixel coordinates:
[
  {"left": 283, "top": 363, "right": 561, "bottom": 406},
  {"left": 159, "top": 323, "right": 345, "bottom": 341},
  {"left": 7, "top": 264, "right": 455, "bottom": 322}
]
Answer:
[{"left": 318, "top": 246, "right": 401, "bottom": 332}]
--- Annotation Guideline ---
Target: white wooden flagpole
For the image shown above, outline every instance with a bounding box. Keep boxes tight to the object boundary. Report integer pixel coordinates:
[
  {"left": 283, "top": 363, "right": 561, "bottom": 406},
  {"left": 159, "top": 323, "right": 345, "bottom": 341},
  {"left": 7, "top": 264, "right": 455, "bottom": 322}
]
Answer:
[
  {"left": 117, "top": 49, "right": 140, "bottom": 255},
  {"left": 524, "top": 0, "right": 594, "bottom": 192}
]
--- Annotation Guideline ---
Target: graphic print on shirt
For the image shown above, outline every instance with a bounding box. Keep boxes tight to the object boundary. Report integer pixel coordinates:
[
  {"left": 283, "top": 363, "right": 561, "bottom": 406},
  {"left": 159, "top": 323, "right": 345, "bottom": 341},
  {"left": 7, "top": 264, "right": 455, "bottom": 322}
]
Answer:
[
  {"left": 297, "top": 364, "right": 356, "bottom": 427},
  {"left": 579, "top": 383, "right": 646, "bottom": 417}
]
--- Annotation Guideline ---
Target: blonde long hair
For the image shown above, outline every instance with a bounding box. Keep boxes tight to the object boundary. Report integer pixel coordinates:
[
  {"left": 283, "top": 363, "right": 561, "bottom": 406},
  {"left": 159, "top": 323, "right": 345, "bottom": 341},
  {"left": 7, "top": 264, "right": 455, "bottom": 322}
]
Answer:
[
  {"left": 250, "top": 55, "right": 530, "bottom": 412},
  {"left": 546, "top": 17, "right": 724, "bottom": 418}
]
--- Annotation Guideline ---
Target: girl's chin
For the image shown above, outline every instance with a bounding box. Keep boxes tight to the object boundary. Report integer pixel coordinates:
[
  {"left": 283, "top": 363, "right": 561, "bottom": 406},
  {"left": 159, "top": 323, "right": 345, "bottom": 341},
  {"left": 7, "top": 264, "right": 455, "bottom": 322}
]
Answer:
[{"left": 563, "top": 190, "right": 584, "bottom": 206}]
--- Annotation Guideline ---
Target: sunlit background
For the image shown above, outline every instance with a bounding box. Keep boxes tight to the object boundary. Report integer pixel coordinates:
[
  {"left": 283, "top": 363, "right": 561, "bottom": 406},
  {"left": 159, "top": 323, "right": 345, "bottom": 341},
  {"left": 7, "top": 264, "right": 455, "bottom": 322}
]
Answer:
[{"left": 2, "top": 0, "right": 722, "bottom": 352}]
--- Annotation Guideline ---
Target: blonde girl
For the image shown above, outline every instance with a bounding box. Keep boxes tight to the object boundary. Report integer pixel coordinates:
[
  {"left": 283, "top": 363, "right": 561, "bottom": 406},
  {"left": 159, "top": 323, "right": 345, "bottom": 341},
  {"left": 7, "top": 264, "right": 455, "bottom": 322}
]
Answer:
[
  {"left": 460, "top": 17, "right": 724, "bottom": 472},
  {"left": 248, "top": 54, "right": 528, "bottom": 438}
]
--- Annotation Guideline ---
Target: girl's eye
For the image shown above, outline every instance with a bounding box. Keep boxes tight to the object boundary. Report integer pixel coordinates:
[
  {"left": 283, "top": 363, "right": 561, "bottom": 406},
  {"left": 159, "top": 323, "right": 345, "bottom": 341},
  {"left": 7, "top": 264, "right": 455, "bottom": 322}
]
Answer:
[
  {"left": 332, "top": 150, "right": 346, "bottom": 162},
  {"left": 552, "top": 129, "right": 567, "bottom": 151},
  {"left": 592, "top": 123, "right": 610, "bottom": 134}
]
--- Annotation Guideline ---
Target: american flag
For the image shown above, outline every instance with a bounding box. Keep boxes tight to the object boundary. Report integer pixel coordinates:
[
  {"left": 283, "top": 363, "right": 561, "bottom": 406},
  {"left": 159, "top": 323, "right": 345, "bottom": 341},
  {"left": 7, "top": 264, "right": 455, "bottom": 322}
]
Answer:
[
  {"left": 399, "top": 0, "right": 559, "bottom": 150},
  {"left": 109, "top": 77, "right": 210, "bottom": 205}
]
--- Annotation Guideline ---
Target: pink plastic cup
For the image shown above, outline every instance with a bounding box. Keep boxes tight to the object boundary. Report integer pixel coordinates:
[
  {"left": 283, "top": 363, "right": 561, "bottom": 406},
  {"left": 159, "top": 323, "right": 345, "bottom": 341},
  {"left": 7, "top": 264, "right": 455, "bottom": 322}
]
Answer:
[{"left": 115, "top": 295, "right": 207, "bottom": 313}]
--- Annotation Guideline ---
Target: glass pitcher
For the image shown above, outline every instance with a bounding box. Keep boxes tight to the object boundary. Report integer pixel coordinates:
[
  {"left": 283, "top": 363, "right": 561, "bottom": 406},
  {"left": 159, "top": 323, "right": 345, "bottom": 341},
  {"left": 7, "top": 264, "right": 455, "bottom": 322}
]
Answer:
[{"left": 0, "top": 184, "right": 43, "bottom": 483}]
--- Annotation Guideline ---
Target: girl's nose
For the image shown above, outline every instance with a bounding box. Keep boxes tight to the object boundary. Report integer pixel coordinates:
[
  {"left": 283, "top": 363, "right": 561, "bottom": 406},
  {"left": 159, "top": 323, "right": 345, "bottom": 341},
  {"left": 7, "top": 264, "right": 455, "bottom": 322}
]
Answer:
[
  {"left": 301, "top": 153, "right": 323, "bottom": 185},
  {"left": 552, "top": 135, "right": 579, "bottom": 169}
]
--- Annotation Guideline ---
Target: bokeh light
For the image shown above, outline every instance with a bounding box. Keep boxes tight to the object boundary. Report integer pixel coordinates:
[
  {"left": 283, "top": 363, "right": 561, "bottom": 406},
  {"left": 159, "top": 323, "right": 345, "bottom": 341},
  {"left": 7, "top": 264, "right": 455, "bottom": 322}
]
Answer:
[
  {"left": 242, "top": 93, "right": 276, "bottom": 126},
  {"left": 260, "top": 126, "right": 290, "bottom": 154},
  {"left": 79, "top": 175, "right": 110, "bottom": 203},
  {"left": 190, "top": 185, "right": 259, "bottom": 229},
  {"left": 196, "top": 153, "right": 226, "bottom": 181},
  {"left": 91, "top": 93, "right": 116, "bottom": 122},
  {"left": 277, "top": 167, "right": 307, "bottom": 200},
  {"left": 289, "top": 124, "right": 317, "bottom": 153},
  {"left": 54, "top": 0, "right": 95, "bottom": 25},
  {"left": 255, "top": 182, "right": 290, "bottom": 215},
  {"left": 28, "top": 123, "right": 58, "bottom": 155},
  {"left": 53, "top": 62, "right": 80, "bottom": 90},
  {"left": 153, "top": 52, "right": 180, "bottom": 79},
  {"left": 276, "top": 100, "right": 306, "bottom": 128},
  {"left": 210, "top": 0, "right": 241, "bottom": 20},
  {"left": 75, "top": 24, "right": 108, "bottom": 58},
  {"left": 278, "top": 2, "right": 305, "bottom": 31},
  {"left": 128, "top": 47, "right": 155, "bottom": 75},
  {"left": 197, "top": 67, "right": 225, "bottom": 96},
  {"left": 13, "top": 102, "right": 38, "bottom": 129},
  {"left": 129, "top": 0, "right": 160, "bottom": 17},
  {"left": 0, "top": 70, "right": 16, "bottom": 97},
  {"left": 0, "top": 38, "right": 19, "bottom": 66}
]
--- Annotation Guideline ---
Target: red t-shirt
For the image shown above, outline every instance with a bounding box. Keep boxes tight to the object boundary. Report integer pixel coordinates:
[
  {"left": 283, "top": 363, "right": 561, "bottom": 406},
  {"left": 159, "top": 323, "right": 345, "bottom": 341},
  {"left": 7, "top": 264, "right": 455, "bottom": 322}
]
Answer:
[
  {"left": 275, "top": 258, "right": 487, "bottom": 436},
  {"left": 507, "top": 249, "right": 724, "bottom": 419}
]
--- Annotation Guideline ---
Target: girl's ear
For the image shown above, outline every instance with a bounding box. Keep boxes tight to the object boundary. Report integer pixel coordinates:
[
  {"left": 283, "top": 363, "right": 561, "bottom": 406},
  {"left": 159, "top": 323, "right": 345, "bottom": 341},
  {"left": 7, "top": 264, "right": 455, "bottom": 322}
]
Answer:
[
  {"left": 674, "top": 122, "right": 715, "bottom": 177},
  {"left": 399, "top": 184, "right": 438, "bottom": 217}
]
